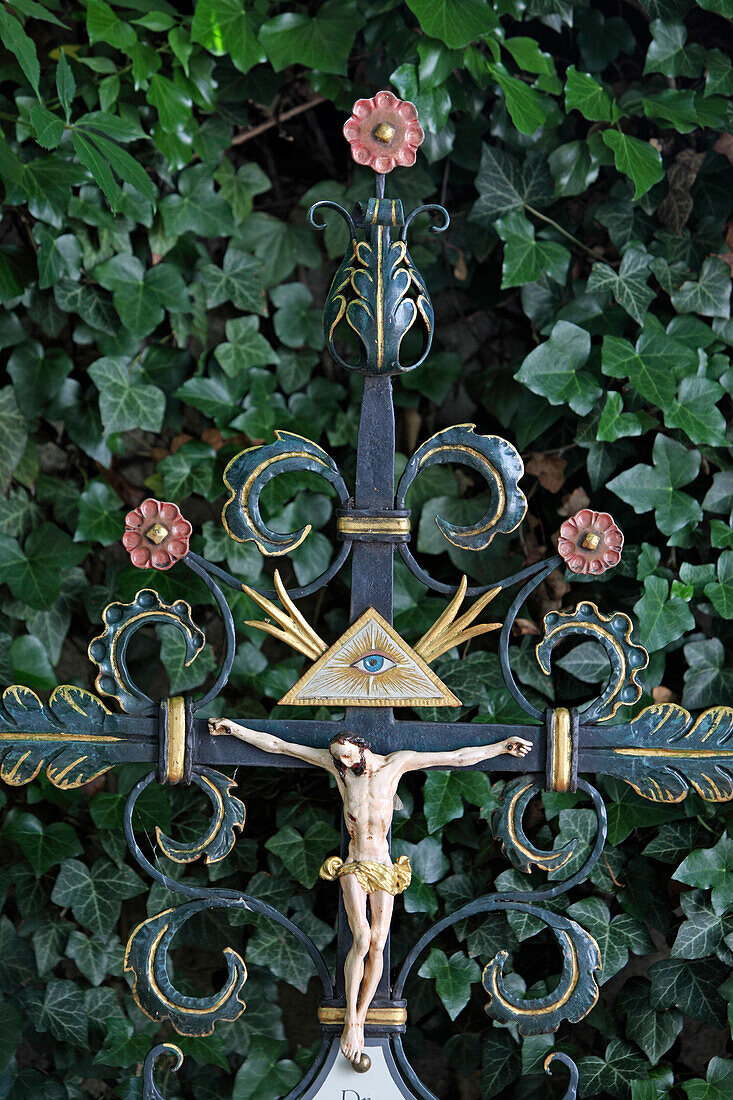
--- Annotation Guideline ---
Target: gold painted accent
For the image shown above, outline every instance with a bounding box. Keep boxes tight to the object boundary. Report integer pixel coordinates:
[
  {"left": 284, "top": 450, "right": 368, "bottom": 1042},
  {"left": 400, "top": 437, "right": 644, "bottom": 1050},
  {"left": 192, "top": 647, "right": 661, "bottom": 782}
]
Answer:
[
  {"left": 0, "top": 731, "right": 121, "bottom": 743},
  {"left": 146, "top": 523, "right": 168, "bottom": 544},
  {"left": 278, "top": 607, "right": 462, "bottom": 708},
  {"left": 376, "top": 225, "right": 384, "bottom": 370},
  {"left": 614, "top": 747, "right": 733, "bottom": 758},
  {"left": 319, "top": 855, "right": 412, "bottom": 895},
  {"left": 484, "top": 931, "right": 600, "bottom": 1018},
  {"left": 413, "top": 424, "right": 527, "bottom": 549},
  {"left": 155, "top": 773, "right": 244, "bottom": 863},
  {"left": 581, "top": 531, "right": 600, "bottom": 550},
  {"left": 318, "top": 1005, "right": 408, "bottom": 1026},
  {"left": 336, "top": 515, "right": 411, "bottom": 536},
  {"left": 550, "top": 708, "right": 572, "bottom": 793},
  {"left": 374, "top": 122, "right": 395, "bottom": 143},
  {"left": 505, "top": 781, "right": 574, "bottom": 871},
  {"left": 124, "top": 911, "right": 246, "bottom": 1030},
  {"left": 165, "top": 696, "right": 186, "bottom": 784},
  {"left": 221, "top": 432, "right": 333, "bottom": 555},
  {"left": 536, "top": 604, "right": 647, "bottom": 723},
  {"left": 89, "top": 598, "right": 202, "bottom": 713},
  {"left": 242, "top": 569, "right": 327, "bottom": 661},
  {"left": 415, "top": 575, "right": 501, "bottom": 663}
]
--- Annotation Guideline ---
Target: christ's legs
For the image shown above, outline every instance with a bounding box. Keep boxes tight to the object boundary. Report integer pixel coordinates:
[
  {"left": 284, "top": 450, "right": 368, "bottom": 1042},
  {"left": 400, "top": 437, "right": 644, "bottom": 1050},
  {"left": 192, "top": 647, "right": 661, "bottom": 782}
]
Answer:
[
  {"left": 340, "top": 875, "right": 370, "bottom": 1062},
  {"left": 356, "top": 889, "right": 393, "bottom": 1028}
]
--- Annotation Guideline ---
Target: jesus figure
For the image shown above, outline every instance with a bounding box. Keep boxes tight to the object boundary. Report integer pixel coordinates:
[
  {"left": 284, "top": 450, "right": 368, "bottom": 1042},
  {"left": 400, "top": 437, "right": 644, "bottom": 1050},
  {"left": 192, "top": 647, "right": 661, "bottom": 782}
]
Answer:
[{"left": 209, "top": 719, "right": 532, "bottom": 1065}]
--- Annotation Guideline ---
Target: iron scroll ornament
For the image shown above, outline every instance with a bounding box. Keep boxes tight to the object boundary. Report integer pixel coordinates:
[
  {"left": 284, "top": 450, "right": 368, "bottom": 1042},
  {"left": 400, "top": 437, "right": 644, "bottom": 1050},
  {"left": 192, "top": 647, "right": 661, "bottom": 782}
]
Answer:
[{"left": 1, "top": 90, "right": 732, "bottom": 1100}]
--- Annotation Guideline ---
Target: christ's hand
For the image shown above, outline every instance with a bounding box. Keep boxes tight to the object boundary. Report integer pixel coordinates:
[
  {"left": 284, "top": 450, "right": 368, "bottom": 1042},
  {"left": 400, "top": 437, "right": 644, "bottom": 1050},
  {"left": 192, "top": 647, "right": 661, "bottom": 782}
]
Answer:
[
  {"left": 502, "top": 737, "right": 532, "bottom": 757},
  {"left": 209, "top": 718, "right": 236, "bottom": 736}
]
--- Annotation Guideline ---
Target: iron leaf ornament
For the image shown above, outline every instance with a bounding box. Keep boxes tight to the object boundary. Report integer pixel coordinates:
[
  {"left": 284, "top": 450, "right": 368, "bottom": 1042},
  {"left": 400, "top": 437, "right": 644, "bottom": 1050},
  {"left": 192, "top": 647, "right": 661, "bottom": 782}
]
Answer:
[{"left": 0, "top": 92, "right": 729, "bottom": 1100}]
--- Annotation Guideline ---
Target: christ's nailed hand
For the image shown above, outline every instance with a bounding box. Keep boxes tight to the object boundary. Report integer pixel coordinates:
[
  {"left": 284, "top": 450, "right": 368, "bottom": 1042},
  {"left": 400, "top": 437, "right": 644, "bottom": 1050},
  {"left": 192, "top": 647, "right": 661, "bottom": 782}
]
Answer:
[
  {"left": 503, "top": 737, "right": 532, "bottom": 757},
  {"left": 209, "top": 718, "right": 234, "bottom": 736}
]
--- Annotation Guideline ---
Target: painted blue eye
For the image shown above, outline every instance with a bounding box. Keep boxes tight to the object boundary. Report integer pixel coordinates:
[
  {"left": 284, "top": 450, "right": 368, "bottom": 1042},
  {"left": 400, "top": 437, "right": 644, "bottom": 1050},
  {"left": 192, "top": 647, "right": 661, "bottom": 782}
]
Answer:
[{"left": 352, "top": 652, "right": 396, "bottom": 675}]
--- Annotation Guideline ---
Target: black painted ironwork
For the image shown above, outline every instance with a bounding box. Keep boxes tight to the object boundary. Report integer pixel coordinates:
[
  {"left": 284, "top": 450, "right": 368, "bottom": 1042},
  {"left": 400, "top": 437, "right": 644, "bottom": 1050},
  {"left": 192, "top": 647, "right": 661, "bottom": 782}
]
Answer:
[{"left": 1, "top": 94, "right": 730, "bottom": 1100}]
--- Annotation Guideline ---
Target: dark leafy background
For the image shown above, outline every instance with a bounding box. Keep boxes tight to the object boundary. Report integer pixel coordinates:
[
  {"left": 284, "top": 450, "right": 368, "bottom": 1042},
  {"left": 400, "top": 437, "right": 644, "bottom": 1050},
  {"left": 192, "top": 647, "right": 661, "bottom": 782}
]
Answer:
[{"left": 0, "top": 0, "right": 732, "bottom": 1097}]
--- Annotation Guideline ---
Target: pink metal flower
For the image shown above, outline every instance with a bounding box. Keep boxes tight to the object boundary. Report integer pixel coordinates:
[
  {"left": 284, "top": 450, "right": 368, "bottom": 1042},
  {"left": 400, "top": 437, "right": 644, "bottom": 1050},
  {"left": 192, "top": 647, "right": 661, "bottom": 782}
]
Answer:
[
  {"left": 122, "top": 499, "right": 192, "bottom": 571},
  {"left": 558, "top": 510, "right": 623, "bottom": 575},
  {"left": 343, "top": 90, "right": 424, "bottom": 174}
]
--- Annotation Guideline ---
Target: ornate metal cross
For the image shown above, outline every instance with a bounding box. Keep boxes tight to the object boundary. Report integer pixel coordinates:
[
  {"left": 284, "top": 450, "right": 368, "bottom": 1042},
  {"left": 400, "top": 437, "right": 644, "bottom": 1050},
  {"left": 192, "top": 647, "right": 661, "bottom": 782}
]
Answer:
[{"left": 1, "top": 93, "right": 730, "bottom": 1100}]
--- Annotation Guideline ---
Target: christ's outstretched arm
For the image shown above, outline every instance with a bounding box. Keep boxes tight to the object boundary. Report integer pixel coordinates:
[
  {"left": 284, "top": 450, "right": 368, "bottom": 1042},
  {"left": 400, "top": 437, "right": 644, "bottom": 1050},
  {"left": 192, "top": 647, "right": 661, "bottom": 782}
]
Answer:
[
  {"left": 387, "top": 736, "right": 532, "bottom": 779},
  {"left": 209, "top": 718, "right": 337, "bottom": 774}
]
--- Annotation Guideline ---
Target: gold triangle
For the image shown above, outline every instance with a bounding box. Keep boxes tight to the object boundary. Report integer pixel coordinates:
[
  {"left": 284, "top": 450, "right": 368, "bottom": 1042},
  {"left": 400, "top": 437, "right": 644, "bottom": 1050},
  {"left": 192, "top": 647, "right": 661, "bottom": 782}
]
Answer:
[{"left": 278, "top": 608, "right": 462, "bottom": 708}]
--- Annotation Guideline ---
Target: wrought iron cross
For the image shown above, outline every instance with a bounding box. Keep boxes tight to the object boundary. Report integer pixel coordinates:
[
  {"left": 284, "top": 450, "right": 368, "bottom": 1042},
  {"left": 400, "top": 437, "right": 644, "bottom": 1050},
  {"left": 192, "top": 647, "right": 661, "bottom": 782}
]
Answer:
[{"left": 1, "top": 92, "right": 730, "bottom": 1100}]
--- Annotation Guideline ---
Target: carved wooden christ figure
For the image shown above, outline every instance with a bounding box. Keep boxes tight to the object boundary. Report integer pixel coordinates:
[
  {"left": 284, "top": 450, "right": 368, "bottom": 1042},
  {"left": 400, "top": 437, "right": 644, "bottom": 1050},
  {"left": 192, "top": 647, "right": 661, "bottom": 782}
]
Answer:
[{"left": 210, "top": 719, "right": 532, "bottom": 1065}]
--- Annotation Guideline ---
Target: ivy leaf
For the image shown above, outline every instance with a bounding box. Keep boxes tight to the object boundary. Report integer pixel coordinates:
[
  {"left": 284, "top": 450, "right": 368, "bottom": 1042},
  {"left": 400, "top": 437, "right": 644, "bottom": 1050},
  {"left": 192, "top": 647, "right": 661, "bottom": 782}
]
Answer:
[
  {"left": 674, "top": 834, "right": 733, "bottom": 915},
  {"left": 616, "top": 977, "right": 682, "bottom": 1065},
  {"left": 264, "top": 822, "right": 340, "bottom": 888},
  {"left": 191, "top": 0, "right": 266, "bottom": 73},
  {"left": 671, "top": 892, "right": 730, "bottom": 959},
  {"left": 670, "top": 257, "right": 732, "bottom": 318},
  {"left": 683, "top": 1058, "right": 733, "bottom": 1100},
  {"left": 472, "top": 144, "right": 553, "bottom": 223},
  {"left": 516, "top": 320, "right": 601, "bottom": 415},
  {"left": 74, "top": 480, "right": 124, "bottom": 545},
  {"left": 602, "top": 131, "right": 664, "bottom": 199},
  {"left": 565, "top": 65, "right": 617, "bottom": 121},
  {"left": 51, "top": 859, "right": 145, "bottom": 936},
  {"left": 22, "top": 979, "right": 89, "bottom": 1049},
  {"left": 633, "top": 575, "right": 695, "bottom": 651},
  {"left": 231, "top": 1036, "right": 300, "bottom": 1100},
  {"left": 260, "top": 1, "right": 362, "bottom": 75},
  {"left": 490, "top": 63, "right": 549, "bottom": 135},
  {"left": 644, "top": 19, "right": 703, "bottom": 78},
  {"left": 423, "top": 770, "right": 466, "bottom": 833},
  {"left": 495, "top": 211, "right": 570, "bottom": 287},
  {"left": 705, "top": 551, "right": 733, "bottom": 619},
  {"left": 665, "top": 375, "right": 727, "bottom": 447},
  {"left": 0, "top": 523, "right": 85, "bottom": 609},
  {"left": 214, "top": 317, "right": 279, "bottom": 376},
  {"left": 89, "top": 356, "right": 166, "bottom": 434},
  {"left": 648, "top": 956, "right": 728, "bottom": 1026},
  {"left": 200, "top": 247, "right": 265, "bottom": 313},
  {"left": 95, "top": 254, "right": 186, "bottom": 337},
  {"left": 683, "top": 638, "right": 733, "bottom": 711},
  {"left": 608, "top": 434, "right": 702, "bottom": 536},
  {"left": 482, "top": 1030, "right": 521, "bottom": 1099},
  {"left": 0, "top": 386, "right": 28, "bottom": 489},
  {"left": 3, "top": 813, "right": 81, "bottom": 876},
  {"left": 579, "top": 1039, "right": 649, "bottom": 1098},
  {"left": 418, "top": 948, "right": 482, "bottom": 1019},
  {"left": 405, "top": 0, "right": 497, "bottom": 48},
  {"left": 587, "top": 248, "right": 655, "bottom": 324},
  {"left": 597, "top": 391, "right": 645, "bottom": 442},
  {"left": 66, "top": 931, "right": 123, "bottom": 987}
]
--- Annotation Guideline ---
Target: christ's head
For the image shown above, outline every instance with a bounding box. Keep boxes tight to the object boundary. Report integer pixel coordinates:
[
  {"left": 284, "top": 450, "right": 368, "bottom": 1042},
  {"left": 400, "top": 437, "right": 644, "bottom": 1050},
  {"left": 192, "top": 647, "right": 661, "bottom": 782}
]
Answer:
[{"left": 329, "top": 733, "right": 371, "bottom": 778}]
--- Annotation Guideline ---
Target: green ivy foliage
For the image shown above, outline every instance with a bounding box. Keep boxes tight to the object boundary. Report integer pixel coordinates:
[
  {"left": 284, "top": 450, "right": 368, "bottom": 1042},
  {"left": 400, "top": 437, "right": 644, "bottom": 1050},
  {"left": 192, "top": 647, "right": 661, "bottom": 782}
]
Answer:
[{"left": 0, "top": 0, "right": 732, "bottom": 1097}]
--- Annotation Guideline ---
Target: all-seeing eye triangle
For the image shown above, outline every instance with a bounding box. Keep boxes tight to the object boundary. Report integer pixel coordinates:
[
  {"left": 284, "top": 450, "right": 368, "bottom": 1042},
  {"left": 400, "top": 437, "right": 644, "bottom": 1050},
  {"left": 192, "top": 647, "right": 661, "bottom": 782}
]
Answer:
[{"left": 278, "top": 608, "right": 462, "bottom": 708}]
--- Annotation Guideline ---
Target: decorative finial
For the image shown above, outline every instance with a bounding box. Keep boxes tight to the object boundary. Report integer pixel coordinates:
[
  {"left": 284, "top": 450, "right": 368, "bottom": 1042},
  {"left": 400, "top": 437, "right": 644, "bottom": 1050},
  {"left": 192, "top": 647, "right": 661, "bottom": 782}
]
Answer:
[{"left": 343, "top": 90, "right": 424, "bottom": 174}]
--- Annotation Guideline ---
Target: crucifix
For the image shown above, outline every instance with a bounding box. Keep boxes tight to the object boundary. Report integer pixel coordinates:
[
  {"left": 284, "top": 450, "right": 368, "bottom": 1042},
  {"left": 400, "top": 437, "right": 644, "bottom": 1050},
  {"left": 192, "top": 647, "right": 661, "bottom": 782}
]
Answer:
[{"left": 1, "top": 92, "right": 730, "bottom": 1100}]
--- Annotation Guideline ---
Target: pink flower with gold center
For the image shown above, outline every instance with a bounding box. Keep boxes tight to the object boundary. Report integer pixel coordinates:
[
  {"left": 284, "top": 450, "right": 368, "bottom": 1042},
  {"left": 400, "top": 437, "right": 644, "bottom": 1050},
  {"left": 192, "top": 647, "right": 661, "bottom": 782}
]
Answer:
[
  {"left": 122, "top": 499, "right": 192, "bottom": 571},
  {"left": 343, "top": 90, "right": 424, "bottom": 174},
  {"left": 558, "top": 510, "right": 623, "bottom": 575}
]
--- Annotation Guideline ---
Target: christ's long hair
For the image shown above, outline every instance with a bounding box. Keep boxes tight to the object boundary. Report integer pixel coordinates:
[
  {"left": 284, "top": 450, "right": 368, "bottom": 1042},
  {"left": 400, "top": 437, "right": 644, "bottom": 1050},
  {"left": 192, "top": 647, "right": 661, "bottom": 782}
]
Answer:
[{"left": 328, "top": 732, "right": 371, "bottom": 778}]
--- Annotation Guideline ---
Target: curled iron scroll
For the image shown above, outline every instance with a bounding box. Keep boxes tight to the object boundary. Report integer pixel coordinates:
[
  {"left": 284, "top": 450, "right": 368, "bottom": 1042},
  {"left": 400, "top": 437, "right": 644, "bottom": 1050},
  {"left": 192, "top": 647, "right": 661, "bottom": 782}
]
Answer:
[
  {"left": 394, "top": 780, "right": 606, "bottom": 1037},
  {"left": 88, "top": 590, "right": 205, "bottom": 715},
  {"left": 536, "top": 601, "right": 648, "bottom": 723},
  {"left": 222, "top": 430, "right": 350, "bottom": 556},
  {"left": 123, "top": 770, "right": 334, "bottom": 1039},
  {"left": 493, "top": 777, "right": 577, "bottom": 874},
  {"left": 396, "top": 424, "right": 527, "bottom": 551},
  {"left": 143, "top": 1044, "right": 184, "bottom": 1100},
  {"left": 155, "top": 766, "right": 245, "bottom": 863}
]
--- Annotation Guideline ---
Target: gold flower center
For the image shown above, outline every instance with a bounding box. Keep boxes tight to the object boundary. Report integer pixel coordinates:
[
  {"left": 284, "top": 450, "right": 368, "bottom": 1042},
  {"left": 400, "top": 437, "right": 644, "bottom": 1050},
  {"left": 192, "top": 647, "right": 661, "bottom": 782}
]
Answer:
[
  {"left": 581, "top": 532, "right": 600, "bottom": 550},
  {"left": 146, "top": 523, "right": 169, "bottom": 544},
  {"left": 373, "top": 122, "right": 396, "bottom": 144}
]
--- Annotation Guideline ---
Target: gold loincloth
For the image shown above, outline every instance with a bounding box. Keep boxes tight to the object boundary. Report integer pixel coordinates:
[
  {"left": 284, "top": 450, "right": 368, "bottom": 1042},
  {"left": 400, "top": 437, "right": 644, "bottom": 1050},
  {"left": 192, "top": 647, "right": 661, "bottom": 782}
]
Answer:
[{"left": 319, "top": 855, "right": 412, "bottom": 895}]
